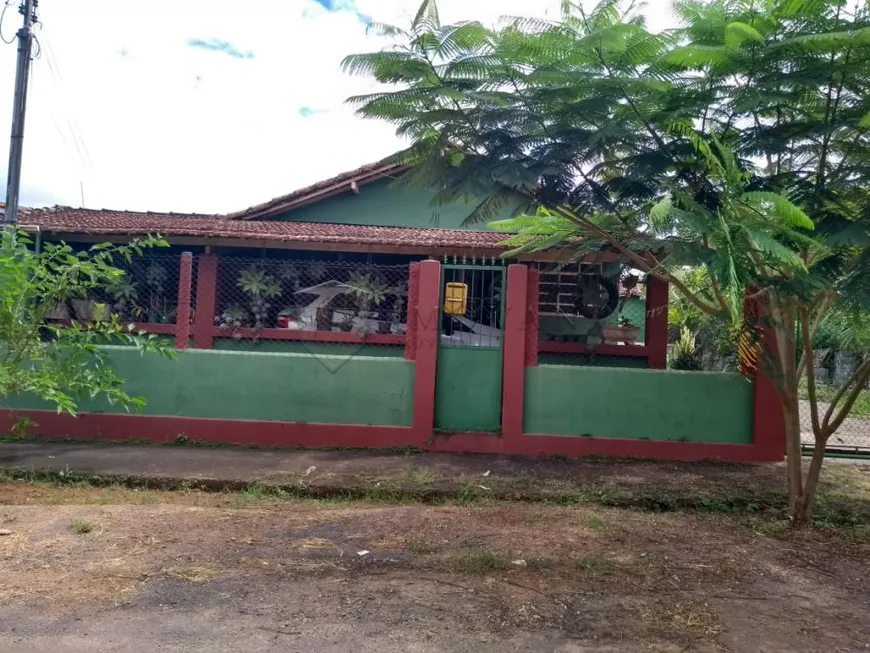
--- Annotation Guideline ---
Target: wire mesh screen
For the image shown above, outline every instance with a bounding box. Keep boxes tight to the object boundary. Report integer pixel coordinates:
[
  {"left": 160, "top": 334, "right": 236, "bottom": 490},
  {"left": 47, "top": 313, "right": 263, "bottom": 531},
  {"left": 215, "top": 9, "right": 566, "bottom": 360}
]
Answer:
[
  {"left": 534, "top": 262, "right": 645, "bottom": 354},
  {"left": 44, "top": 252, "right": 189, "bottom": 325},
  {"left": 800, "top": 350, "right": 870, "bottom": 454},
  {"left": 214, "top": 257, "right": 409, "bottom": 340},
  {"left": 440, "top": 266, "right": 504, "bottom": 348}
]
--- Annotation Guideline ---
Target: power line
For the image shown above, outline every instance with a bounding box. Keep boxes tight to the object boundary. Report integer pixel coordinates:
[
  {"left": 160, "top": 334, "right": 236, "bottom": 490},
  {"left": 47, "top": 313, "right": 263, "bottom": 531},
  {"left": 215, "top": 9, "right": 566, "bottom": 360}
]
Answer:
[
  {"left": 37, "top": 22, "right": 92, "bottom": 169},
  {"left": 0, "top": 0, "right": 16, "bottom": 45}
]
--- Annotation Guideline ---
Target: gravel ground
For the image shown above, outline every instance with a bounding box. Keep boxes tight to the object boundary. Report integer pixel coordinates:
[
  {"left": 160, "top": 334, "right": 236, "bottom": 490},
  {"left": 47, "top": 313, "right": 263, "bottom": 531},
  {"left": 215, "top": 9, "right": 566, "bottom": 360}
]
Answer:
[{"left": 0, "top": 482, "right": 868, "bottom": 652}]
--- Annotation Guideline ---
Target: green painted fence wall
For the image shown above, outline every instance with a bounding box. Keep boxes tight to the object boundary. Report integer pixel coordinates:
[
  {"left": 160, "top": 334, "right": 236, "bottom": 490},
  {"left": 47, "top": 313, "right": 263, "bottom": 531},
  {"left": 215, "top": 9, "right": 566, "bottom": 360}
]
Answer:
[
  {"left": 524, "top": 365, "right": 753, "bottom": 443},
  {"left": 212, "top": 339, "right": 406, "bottom": 357},
  {"left": 537, "top": 354, "right": 649, "bottom": 368},
  {"left": 435, "top": 348, "right": 503, "bottom": 432},
  {"left": 8, "top": 347, "right": 414, "bottom": 426},
  {"left": 275, "top": 178, "right": 522, "bottom": 230}
]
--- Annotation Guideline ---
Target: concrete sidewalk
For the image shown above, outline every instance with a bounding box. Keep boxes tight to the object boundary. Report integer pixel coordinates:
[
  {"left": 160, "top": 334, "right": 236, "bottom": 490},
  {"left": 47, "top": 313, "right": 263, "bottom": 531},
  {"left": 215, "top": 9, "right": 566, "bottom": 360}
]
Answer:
[
  {"left": 0, "top": 441, "right": 523, "bottom": 486},
  {"left": 0, "top": 439, "right": 797, "bottom": 504}
]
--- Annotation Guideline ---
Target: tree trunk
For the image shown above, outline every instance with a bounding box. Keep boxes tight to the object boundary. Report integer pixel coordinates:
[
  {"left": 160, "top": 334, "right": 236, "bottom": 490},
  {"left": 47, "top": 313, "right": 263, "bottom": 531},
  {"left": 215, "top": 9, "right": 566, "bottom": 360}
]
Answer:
[
  {"left": 794, "top": 442, "right": 826, "bottom": 522},
  {"left": 782, "top": 397, "right": 804, "bottom": 517},
  {"left": 769, "top": 296, "right": 803, "bottom": 518}
]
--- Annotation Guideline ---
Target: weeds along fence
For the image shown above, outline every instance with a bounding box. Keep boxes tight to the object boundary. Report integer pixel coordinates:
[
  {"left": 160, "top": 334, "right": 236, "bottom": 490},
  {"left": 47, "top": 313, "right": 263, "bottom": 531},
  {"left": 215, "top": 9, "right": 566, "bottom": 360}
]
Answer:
[{"left": 212, "top": 256, "right": 410, "bottom": 346}]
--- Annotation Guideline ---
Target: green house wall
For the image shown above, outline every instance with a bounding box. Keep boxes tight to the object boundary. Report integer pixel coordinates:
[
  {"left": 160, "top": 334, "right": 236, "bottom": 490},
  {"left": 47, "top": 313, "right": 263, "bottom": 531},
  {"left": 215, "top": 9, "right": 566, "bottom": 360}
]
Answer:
[{"left": 274, "top": 178, "right": 522, "bottom": 230}]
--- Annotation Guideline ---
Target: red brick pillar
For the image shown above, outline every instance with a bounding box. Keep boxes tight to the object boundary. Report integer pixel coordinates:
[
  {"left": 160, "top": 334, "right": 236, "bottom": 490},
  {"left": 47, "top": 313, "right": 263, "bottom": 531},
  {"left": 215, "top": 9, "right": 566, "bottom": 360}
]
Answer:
[
  {"left": 404, "top": 263, "right": 420, "bottom": 360},
  {"left": 525, "top": 267, "right": 540, "bottom": 367},
  {"left": 174, "top": 252, "right": 193, "bottom": 349},
  {"left": 502, "top": 264, "right": 529, "bottom": 443},
  {"left": 193, "top": 253, "right": 218, "bottom": 349},
  {"left": 412, "top": 260, "right": 440, "bottom": 442},
  {"left": 747, "top": 294, "right": 786, "bottom": 461},
  {"left": 646, "top": 275, "right": 669, "bottom": 369}
]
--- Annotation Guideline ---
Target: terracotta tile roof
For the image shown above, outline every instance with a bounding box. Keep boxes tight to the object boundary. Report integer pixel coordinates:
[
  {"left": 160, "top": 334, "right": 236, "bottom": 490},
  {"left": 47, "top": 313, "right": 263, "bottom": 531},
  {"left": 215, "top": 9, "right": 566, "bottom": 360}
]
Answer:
[
  {"left": 18, "top": 206, "right": 512, "bottom": 250},
  {"left": 225, "top": 160, "right": 409, "bottom": 221}
]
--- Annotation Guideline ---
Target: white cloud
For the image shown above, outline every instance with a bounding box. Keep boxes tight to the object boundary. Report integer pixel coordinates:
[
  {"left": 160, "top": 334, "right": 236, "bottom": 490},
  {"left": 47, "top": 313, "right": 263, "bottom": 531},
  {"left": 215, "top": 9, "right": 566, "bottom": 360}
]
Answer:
[{"left": 0, "top": 0, "right": 673, "bottom": 214}]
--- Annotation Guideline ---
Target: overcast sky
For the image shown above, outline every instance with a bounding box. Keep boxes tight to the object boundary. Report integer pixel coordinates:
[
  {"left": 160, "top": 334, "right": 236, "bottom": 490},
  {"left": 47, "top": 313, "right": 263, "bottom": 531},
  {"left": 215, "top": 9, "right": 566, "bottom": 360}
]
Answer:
[{"left": 0, "top": 0, "right": 673, "bottom": 214}]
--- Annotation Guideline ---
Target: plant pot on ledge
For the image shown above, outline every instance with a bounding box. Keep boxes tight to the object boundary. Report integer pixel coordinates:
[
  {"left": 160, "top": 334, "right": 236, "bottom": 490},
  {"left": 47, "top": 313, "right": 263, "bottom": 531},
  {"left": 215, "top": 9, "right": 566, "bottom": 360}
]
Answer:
[{"left": 602, "top": 325, "right": 641, "bottom": 345}]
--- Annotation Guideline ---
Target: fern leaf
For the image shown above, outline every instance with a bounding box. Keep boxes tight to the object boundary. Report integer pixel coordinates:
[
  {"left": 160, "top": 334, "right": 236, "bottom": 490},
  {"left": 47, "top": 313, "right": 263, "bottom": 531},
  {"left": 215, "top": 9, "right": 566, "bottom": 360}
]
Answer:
[
  {"left": 412, "top": 0, "right": 440, "bottom": 34},
  {"left": 740, "top": 192, "right": 814, "bottom": 230},
  {"left": 649, "top": 195, "right": 673, "bottom": 230},
  {"left": 724, "top": 21, "right": 764, "bottom": 49}
]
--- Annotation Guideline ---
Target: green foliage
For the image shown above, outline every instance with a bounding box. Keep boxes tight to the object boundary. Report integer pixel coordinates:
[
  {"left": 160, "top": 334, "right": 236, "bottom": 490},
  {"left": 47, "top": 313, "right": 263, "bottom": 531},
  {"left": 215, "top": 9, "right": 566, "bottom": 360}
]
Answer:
[
  {"left": 105, "top": 277, "right": 142, "bottom": 322},
  {"left": 69, "top": 518, "right": 93, "bottom": 534},
  {"left": 237, "top": 268, "right": 281, "bottom": 329},
  {"left": 346, "top": 272, "right": 390, "bottom": 309},
  {"left": 669, "top": 327, "right": 703, "bottom": 370},
  {"left": 0, "top": 229, "right": 174, "bottom": 416},
  {"left": 237, "top": 268, "right": 281, "bottom": 299},
  {"left": 216, "top": 305, "right": 250, "bottom": 329},
  {"left": 813, "top": 307, "right": 870, "bottom": 351}
]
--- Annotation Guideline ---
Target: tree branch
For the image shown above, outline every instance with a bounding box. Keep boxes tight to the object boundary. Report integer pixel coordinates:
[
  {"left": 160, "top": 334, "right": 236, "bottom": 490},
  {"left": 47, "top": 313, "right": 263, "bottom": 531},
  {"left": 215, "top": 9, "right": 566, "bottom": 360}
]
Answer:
[
  {"left": 800, "top": 305, "right": 822, "bottom": 437},
  {"left": 796, "top": 290, "right": 835, "bottom": 380},
  {"left": 823, "top": 357, "right": 870, "bottom": 435},
  {"left": 551, "top": 205, "right": 725, "bottom": 317},
  {"left": 702, "top": 234, "right": 730, "bottom": 313}
]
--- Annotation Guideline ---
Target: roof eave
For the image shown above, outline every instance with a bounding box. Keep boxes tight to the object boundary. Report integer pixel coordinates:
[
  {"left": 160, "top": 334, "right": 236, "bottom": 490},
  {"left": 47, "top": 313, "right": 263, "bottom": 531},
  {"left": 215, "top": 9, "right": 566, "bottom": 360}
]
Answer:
[
  {"left": 227, "top": 162, "right": 410, "bottom": 221},
  {"left": 27, "top": 227, "right": 623, "bottom": 263}
]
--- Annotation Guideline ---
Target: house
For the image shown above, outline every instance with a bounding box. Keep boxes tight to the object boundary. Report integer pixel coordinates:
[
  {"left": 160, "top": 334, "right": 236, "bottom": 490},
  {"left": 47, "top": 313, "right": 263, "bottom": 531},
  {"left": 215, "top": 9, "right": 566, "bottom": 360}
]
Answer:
[{"left": 4, "top": 160, "right": 783, "bottom": 461}]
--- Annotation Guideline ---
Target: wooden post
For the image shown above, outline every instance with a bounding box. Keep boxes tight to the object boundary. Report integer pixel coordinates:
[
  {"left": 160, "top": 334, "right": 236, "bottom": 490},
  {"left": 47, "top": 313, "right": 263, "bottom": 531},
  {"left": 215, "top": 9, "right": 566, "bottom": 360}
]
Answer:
[
  {"left": 404, "top": 263, "right": 420, "bottom": 360},
  {"left": 193, "top": 253, "right": 218, "bottom": 349},
  {"left": 174, "top": 252, "right": 193, "bottom": 349},
  {"left": 502, "top": 264, "right": 529, "bottom": 441},
  {"left": 646, "top": 275, "right": 669, "bottom": 369},
  {"left": 411, "top": 260, "right": 440, "bottom": 442}
]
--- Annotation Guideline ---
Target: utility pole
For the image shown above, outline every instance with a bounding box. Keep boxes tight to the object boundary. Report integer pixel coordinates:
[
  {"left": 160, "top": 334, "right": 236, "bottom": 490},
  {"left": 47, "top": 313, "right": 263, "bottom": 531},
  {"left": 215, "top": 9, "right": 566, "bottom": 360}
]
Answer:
[{"left": 4, "top": 0, "right": 37, "bottom": 227}]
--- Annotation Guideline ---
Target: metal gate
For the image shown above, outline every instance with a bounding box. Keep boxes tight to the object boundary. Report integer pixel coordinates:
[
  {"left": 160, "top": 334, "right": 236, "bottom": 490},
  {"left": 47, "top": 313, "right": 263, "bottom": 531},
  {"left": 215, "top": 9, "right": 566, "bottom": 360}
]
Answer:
[{"left": 434, "top": 263, "right": 506, "bottom": 432}]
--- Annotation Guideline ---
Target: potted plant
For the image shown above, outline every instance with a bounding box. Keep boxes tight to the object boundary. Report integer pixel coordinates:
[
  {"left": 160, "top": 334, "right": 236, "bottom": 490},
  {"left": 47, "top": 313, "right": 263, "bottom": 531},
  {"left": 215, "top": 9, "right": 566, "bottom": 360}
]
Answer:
[
  {"left": 277, "top": 262, "right": 300, "bottom": 291},
  {"left": 215, "top": 305, "right": 250, "bottom": 339},
  {"left": 602, "top": 315, "right": 641, "bottom": 344},
  {"left": 216, "top": 305, "right": 250, "bottom": 327},
  {"left": 106, "top": 278, "right": 142, "bottom": 323},
  {"left": 308, "top": 262, "right": 328, "bottom": 283},
  {"left": 237, "top": 267, "right": 282, "bottom": 329}
]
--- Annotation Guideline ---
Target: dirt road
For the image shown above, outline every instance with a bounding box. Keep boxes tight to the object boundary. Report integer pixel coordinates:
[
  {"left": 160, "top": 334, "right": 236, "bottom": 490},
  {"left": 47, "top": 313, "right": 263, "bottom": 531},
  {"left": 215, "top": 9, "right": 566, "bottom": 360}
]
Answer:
[{"left": 0, "top": 483, "right": 868, "bottom": 652}]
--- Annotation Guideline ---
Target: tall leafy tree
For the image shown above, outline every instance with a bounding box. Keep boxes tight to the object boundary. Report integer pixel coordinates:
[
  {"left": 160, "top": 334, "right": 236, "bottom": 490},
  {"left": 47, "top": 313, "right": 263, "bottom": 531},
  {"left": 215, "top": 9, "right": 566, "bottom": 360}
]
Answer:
[{"left": 344, "top": 0, "right": 870, "bottom": 521}]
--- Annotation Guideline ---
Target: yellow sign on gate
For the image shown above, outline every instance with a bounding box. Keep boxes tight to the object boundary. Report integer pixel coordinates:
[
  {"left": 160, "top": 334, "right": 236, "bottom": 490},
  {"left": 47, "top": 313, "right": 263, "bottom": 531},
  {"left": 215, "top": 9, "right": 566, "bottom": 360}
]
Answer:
[{"left": 443, "top": 282, "right": 468, "bottom": 315}]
